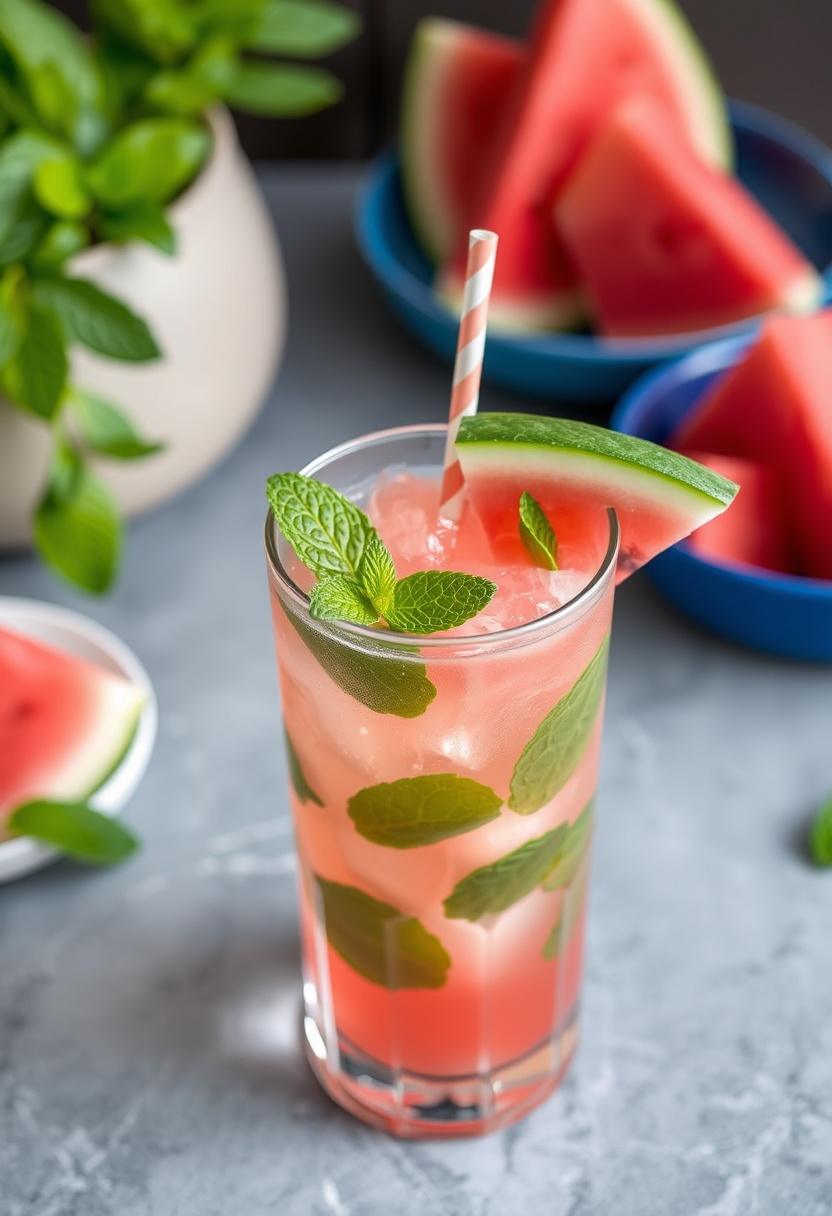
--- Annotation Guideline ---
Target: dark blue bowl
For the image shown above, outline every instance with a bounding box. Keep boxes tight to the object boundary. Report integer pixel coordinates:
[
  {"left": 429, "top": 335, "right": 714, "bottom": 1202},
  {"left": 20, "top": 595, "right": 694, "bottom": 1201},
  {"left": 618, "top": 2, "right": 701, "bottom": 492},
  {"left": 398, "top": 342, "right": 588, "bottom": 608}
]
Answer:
[
  {"left": 355, "top": 103, "right": 832, "bottom": 407},
  {"left": 612, "top": 336, "right": 832, "bottom": 661}
]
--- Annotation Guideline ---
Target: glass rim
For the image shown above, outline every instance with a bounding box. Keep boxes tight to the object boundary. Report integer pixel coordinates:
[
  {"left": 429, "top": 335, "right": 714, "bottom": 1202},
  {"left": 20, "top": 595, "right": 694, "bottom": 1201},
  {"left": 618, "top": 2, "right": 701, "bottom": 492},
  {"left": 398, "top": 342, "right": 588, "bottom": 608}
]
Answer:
[{"left": 264, "top": 423, "right": 620, "bottom": 654}]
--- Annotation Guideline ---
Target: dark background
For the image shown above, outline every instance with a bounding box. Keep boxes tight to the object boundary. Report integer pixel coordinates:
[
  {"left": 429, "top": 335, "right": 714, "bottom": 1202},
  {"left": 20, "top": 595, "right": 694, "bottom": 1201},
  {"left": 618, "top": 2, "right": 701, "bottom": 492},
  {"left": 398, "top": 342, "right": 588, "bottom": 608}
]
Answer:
[{"left": 55, "top": 0, "right": 831, "bottom": 158}]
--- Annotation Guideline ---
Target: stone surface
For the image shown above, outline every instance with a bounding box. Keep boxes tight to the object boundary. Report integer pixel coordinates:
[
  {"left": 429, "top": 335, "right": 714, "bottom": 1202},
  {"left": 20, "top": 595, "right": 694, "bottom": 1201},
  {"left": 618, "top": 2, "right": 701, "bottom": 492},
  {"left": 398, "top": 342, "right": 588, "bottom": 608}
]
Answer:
[{"left": 1, "top": 168, "right": 831, "bottom": 1216}]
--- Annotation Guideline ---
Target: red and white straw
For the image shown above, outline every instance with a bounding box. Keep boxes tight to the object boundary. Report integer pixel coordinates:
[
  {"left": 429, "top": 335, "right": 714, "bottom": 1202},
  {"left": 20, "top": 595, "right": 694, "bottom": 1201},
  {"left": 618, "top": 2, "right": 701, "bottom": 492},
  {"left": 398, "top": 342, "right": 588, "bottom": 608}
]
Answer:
[{"left": 438, "top": 228, "right": 499, "bottom": 521}]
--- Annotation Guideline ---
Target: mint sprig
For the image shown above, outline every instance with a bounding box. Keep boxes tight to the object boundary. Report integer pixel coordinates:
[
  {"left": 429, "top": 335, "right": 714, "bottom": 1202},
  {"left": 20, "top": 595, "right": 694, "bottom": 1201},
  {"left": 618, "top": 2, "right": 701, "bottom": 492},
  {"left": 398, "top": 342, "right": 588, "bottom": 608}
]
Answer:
[
  {"left": 519, "top": 491, "right": 558, "bottom": 570},
  {"left": 267, "top": 472, "right": 497, "bottom": 635},
  {"left": 810, "top": 795, "right": 832, "bottom": 867}
]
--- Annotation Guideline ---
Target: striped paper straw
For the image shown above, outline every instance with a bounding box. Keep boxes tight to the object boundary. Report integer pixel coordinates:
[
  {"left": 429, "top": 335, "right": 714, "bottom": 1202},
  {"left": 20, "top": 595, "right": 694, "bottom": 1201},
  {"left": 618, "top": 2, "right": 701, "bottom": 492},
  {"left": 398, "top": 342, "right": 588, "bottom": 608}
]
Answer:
[{"left": 438, "top": 228, "right": 499, "bottom": 521}]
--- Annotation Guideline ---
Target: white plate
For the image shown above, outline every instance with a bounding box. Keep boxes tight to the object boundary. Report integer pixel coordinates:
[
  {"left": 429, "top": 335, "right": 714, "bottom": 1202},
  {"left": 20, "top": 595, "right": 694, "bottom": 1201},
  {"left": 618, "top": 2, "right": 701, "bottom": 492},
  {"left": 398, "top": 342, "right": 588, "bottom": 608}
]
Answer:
[{"left": 0, "top": 597, "right": 158, "bottom": 884}]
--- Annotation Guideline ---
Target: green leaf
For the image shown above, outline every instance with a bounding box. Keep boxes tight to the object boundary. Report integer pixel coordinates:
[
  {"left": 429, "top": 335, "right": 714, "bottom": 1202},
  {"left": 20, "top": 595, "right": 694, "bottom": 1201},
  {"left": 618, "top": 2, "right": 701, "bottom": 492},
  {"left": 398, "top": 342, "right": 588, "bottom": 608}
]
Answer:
[
  {"left": 33, "top": 440, "right": 121, "bottom": 593},
  {"left": 314, "top": 876, "right": 450, "bottom": 989},
  {"left": 280, "top": 597, "right": 436, "bottom": 719},
  {"left": 519, "top": 491, "right": 558, "bottom": 570},
  {"left": 348, "top": 773, "right": 502, "bottom": 849},
  {"left": 542, "top": 856, "right": 590, "bottom": 961},
  {"left": 91, "top": 0, "right": 198, "bottom": 63},
  {"left": 0, "top": 130, "right": 61, "bottom": 265},
  {"left": 444, "top": 822, "right": 571, "bottom": 922},
  {"left": 71, "top": 389, "right": 164, "bottom": 460},
  {"left": 0, "top": 0, "right": 104, "bottom": 111},
  {"left": 144, "top": 38, "right": 237, "bottom": 116},
  {"left": 32, "top": 275, "right": 161, "bottom": 362},
  {"left": 223, "top": 62, "right": 342, "bottom": 117},
  {"left": 541, "top": 803, "right": 594, "bottom": 890},
  {"left": 810, "top": 795, "right": 832, "bottom": 867},
  {"left": 0, "top": 265, "right": 24, "bottom": 365},
  {"left": 309, "top": 575, "right": 378, "bottom": 626},
  {"left": 34, "top": 156, "right": 91, "bottom": 220},
  {"left": 385, "top": 571, "right": 496, "bottom": 635},
  {"left": 32, "top": 220, "right": 89, "bottom": 267},
  {"left": 26, "top": 61, "right": 78, "bottom": 141},
  {"left": 0, "top": 74, "right": 41, "bottom": 129},
  {"left": 266, "top": 472, "right": 377, "bottom": 580},
  {"left": 358, "top": 534, "right": 397, "bottom": 615},
  {"left": 7, "top": 799, "right": 138, "bottom": 865},
  {"left": 1, "top": 303, "right": 67, "bottom": 419},
  {"left": 85, "top": 118, "right": 211, "bottom": 208},
  {"left": 508, "top": 639, "right": 608, "bottom": 814},
  {"left": 285, "top": 728, "right": 323, "bottom": 806},
  {"left": 247, "top": 0, "right": 361, "bottom": 58},
  {"left": 98, "top": 204, "right": 176, "bottom": 255}
]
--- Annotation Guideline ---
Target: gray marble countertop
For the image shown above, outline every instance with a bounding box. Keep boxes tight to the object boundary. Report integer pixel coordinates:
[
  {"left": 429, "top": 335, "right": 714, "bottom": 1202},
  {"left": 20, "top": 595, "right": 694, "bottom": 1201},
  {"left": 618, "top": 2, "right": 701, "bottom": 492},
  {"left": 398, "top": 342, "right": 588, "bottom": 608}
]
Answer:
[{"left": 2, "top": 167, "right": 831, "bottom": 1216}]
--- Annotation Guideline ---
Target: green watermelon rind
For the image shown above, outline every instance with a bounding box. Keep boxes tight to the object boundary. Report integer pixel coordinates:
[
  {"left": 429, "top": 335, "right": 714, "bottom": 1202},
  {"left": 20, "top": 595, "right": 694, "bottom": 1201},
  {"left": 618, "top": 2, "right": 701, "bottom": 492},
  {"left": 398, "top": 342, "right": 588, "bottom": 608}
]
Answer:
[
  {"left": 628, "top": 0, "right": 732, "bottom": 169},
  {"left": 400, "top": 18, "right": 465, "bottom": 264},
  {"left": 456, "top": 414, "right": 738, "bottom": 517}
]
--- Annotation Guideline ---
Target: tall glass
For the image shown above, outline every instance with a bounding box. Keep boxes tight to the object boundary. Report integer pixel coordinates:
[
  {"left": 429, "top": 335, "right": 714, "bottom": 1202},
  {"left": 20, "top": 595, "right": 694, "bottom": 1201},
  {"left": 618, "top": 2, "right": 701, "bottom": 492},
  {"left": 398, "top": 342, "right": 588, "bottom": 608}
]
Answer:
[{"left": 265, "top": 425, "right": 619, "bottom": 1138}]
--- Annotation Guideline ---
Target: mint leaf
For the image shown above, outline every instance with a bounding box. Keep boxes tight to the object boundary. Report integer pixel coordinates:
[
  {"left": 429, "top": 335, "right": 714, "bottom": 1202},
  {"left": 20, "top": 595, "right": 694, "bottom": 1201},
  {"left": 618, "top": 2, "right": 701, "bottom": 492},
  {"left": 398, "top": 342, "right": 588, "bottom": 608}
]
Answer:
[
  {"left": 7, "top": 800, "right": 138, "bottom": 866},
  {"left": 285, "top": 729, "right": 323, "bottom": 807},
  {"left": 71, "top": 389, "right": 163, "bottom": 460},
  {"left": 810, "top": 795, "right": 832, "bottom": 867},
  {"left": 358, "top": 534, "right": 397, "bottom": 615},
  {"left": 509, "top": 639, "right": 608, "bottom": 814},
  {"left": 309, "top": 575, "right": 378, "bottom": 626},
  {"left": 280, "top": 598, "right": 436, "bottom": 718},
  {"left": 1, "top": 303, "right": 67, "bottom": 420},
  {"left": 32, "top": 220, "right": 89, "bottom": 268},
  {"left": 34, "top": 440, "right": 121, "bottom": 593},
  {"left": 99, "top": 204, "right": 176, "bottom": 255},
  {"left": 348, "top": 774, "right": 502, "bottom": 849},
  {"left": 34, "top": 156, "right": 91, "bottom": 220},
  {"left": 315, "top": 877, "right": 450, "bottom": 989},
  {"left": 32, "top": 276, "right": 160, "bottom": 363},
  {"left": 444, "top": 823, "right": 570, "bottom": 922},
  {"left": 386, "top": 571, "right": 496, "bottom": 635},
  {"left": 542, "top": 856, "right": 590, "bottom": 961},
  {"left": 0, "top": 269, "right": 23, "bottom": 366},
  {"left": 266, "top": 472, "right": 377, "bottom": 580},
  {"left": 519, "top": 491, "right": 558, "bottom": 570},
  {"left": 541, "top": 803, "right": 594, "bottom": 890},
  {"left": 85, "top": 118, "right": 210, "bottom": 208},
  {"left": 223, "top": 62, "right": 342, "bottom": 117},
  {"left": 247, "top": 0, "right": 361, "bottom": 58}
]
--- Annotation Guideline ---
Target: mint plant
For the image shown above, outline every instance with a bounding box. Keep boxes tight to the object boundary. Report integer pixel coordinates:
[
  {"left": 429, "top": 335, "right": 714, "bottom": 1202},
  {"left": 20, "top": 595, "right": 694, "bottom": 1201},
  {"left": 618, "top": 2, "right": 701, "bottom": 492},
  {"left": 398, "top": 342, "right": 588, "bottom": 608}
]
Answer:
[
  {"left": 267, "top": 472, "right": 498, "bottom": 634},
  {"left": 7, "top": 798, "right": 139, "bottom": 864},
  {"left": 0, "top": 0, "right": 359, "bottom": 592}
]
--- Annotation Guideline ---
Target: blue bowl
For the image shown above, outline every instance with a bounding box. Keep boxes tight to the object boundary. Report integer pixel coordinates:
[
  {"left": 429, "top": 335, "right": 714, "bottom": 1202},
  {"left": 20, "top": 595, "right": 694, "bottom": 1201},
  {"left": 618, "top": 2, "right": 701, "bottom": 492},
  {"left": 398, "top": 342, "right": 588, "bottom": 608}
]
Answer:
[
  {"left": 612, "top": 336, "right": 832, "bottom": 662},
  {"left": 355, "top": 103, "right": 832, "bottom": 407}
]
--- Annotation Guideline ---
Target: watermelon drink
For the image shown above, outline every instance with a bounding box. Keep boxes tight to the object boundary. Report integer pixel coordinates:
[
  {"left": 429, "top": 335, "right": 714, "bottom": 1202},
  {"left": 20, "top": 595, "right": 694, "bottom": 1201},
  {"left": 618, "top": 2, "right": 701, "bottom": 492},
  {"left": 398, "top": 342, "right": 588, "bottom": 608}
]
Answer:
[{"left": 265, "top": 417, "right": 737, "bottom": 1138}]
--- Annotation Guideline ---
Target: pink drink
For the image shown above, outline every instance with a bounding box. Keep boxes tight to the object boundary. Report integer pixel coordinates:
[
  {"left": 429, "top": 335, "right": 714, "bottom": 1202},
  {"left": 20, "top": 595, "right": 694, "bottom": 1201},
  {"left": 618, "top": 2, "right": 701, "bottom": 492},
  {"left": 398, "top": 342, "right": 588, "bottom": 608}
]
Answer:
[{"left": 266, "top": 426, "right": 618, "bottom": 1137}]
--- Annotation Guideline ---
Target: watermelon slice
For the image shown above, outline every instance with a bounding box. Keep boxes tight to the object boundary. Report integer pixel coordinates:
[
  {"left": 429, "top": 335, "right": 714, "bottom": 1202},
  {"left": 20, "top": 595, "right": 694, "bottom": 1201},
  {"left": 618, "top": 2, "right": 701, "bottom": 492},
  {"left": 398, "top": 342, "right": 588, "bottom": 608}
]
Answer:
[
  {"left": 673, "top": 312, "right": 832, "bottom": 578},
  {"left": 555, "top": 98, "right": 823, "bottom": 337},
  {"left": 455, "top": 413, "right": 738, "bottom": 579},
  {"left": 401, "top": 18, "right": 523, "bottom": 262},
  {"left": 439, "top": 0, "right": 731, "bottom": 331},
  {"left": 680, "top": 451, "right": 796, "bottom": 573},
  {"left": 0, "top": 626, "right": 144, "bottom": 822}
]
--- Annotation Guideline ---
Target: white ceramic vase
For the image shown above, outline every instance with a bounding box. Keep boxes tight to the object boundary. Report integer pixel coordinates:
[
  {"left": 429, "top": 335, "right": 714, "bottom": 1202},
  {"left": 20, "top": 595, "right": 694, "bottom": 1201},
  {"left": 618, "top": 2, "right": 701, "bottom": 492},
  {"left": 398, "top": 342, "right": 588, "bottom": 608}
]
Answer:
[{"left": 0, "top": 108, "right": 286, "bottom": 548}]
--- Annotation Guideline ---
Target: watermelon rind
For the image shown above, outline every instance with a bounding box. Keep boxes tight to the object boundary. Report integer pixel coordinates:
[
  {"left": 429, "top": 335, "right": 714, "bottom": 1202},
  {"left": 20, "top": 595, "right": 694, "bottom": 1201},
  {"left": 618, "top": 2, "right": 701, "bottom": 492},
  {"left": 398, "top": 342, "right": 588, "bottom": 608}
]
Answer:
[
  {"left": 456, "top": 413, "right": 737, "bottom": 526},
  {"left": 628, "top": 0, "right": 732, "bottom": 169},
  {"left": 51, "top": 677, "right": 145, "bottom": 804},
  {"left": 401, "top": 18, "right": 468, "bottom": 264}
]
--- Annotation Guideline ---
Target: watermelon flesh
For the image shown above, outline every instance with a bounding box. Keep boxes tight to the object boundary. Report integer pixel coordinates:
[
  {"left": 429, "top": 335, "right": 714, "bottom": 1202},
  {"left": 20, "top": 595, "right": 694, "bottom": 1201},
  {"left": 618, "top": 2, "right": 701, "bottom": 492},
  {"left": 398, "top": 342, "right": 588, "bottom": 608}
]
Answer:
[
  {"left": 438, "top": 0, "right": 731, "bottom": 330},
  {"left": 680, "top": 452, "right": 796, "bottom": 573},
  {"left": 455, "top": 413, "right": 738, "bottom": 580},
  {"left": 555, "top": 98, "right": 822, "bottom": 338},
  {"left": 401, "top": 19, "right": 523, "bottom": 263},
  {"left": 672, "top": 311, "right": 832, "bottom": 579},
  {"left": 0, "top": 626, "right": 144, "bottom": 823}
]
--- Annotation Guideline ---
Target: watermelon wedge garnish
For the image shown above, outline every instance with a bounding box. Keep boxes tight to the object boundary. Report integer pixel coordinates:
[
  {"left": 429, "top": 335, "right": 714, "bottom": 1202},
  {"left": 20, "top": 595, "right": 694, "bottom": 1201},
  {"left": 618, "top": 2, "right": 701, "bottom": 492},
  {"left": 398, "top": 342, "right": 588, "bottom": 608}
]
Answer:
[
  {"left": 455, "top": 413, "right": 739, "bottom": 579},
  {"left": 401, "top": 18, "right": 523, "bottom": 263},
  {"left": 437, "top": 0, "right": 731, "bottom": 330},
  {"left": 0, "top": 626, "right": 145, "bottom": 824}
]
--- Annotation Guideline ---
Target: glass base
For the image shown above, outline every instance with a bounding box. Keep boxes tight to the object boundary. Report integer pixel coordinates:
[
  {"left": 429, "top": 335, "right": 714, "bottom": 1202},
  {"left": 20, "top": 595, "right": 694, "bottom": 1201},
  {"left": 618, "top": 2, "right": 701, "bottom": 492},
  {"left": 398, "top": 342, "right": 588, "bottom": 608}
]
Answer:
[{"left": 302, "top": 1007, "right": 580, "bottom": 1139}]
